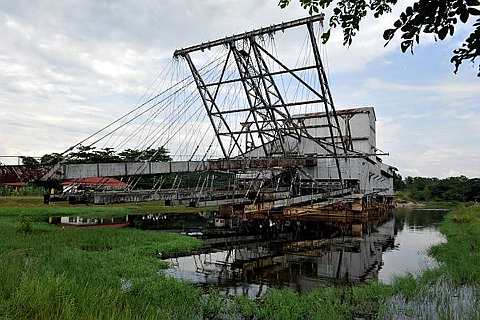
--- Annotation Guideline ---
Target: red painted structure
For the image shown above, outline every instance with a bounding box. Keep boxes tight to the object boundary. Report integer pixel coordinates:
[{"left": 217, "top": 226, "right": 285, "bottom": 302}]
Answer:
[
  {"left": 0, "top": 165, "right": 50, "bottom": 186},
  {"left": 61, "top": 177, "right": 127, "bottom": 189}
]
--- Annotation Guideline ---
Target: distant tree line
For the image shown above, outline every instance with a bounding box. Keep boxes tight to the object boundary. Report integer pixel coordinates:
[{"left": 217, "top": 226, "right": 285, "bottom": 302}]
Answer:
[
  {"left": 20, "top": 146, "right": 172, "bottom": 166},
  {"left": 394, "top": 173, "right": 480, "bottom": 202}
]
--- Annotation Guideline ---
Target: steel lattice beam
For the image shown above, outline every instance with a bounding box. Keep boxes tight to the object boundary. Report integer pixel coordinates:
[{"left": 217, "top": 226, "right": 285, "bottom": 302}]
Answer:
[
  {"left": 176, "top": 14, "right": 354, "bottom": 188},
  {"left": 184, "top": 53, "right": 243, "bottom": 158},
  {"left": 174, "top": 14, "right": 325, "bottom": 57}
]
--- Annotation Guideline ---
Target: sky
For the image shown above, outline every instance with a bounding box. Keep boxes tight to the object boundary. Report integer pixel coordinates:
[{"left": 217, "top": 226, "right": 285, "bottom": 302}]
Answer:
[{"left": 0, "top": 0, "right": 479, "bottom": 177}]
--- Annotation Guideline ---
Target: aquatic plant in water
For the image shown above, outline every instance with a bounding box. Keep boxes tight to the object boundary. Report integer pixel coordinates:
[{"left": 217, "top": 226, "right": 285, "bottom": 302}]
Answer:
[{"left": 380, "top": 278, "right": 479, "bottom": 320}]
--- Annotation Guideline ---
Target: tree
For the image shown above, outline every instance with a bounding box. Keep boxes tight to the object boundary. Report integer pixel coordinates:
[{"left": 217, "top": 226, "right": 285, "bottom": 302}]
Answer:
[
  {"left": 466, "top": 178, "right": 480, "bottom": 201},
  {"left": 40, "top": 153, "right": 63, "bottom": 165},
  {"left": 20, "top": 156, "right": 39, "bottom": 167},
  {"left": 63, "top": 146, "right": 172, "bottom": 164},
  {"left": 393, "top": 172, "right": 405, "bottom": 191},
  {"left": 279, "top": 0, "right": 480, "bottom": 76},
  {"left": 401, "top": 175, "right": 479, "bottom": 201},
  {"left": 117, "top": 149, "right": 144, "bottom": 162},
  {"left": 142, "top": 147, "right": 172, "bottom": 162},
  {"left": 118, "top": 147, "right": 172, "bottom": 162},
  {"left": 66, "top": 146, "right": 121, "bottom": 164}
]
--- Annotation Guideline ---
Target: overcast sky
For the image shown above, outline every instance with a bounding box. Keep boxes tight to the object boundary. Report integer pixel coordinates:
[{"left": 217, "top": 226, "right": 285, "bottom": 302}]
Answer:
[{"left": 0, "top": 0, "right": 479, "bottom": 177}]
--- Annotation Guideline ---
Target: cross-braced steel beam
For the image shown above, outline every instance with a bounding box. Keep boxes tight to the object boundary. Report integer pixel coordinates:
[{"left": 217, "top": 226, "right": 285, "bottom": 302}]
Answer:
[
  {"left": 176, "top": 14, "right": 353, "bottom": 187},
  {"left": 183, "top": 53, "right": 242, "bottom": 159}
]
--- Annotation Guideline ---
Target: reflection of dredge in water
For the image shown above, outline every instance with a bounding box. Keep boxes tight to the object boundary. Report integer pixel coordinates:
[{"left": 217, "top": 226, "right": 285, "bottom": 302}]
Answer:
[{"left": 166, "top": 213, "right": 395, "bottom": 296}]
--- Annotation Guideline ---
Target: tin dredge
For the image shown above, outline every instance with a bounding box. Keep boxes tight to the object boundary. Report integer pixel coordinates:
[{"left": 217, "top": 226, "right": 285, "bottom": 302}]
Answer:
[{"left": 4, "top": 14, "right": 397, "bottom": 233}]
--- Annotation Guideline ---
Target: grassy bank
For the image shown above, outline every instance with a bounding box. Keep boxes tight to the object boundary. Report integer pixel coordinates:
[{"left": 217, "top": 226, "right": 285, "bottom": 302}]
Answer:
[
  {"left": 1, "top": 198, "right": 479, "bottom": 319},
  {"left": 0, "top": 197, "right": 204, "bottom": 320},
  {"left": 428, "top": 205, "right": 480, "bottom": 284},
  {"left": 0, "top": 196, "right": 216, "bottom": 217}
]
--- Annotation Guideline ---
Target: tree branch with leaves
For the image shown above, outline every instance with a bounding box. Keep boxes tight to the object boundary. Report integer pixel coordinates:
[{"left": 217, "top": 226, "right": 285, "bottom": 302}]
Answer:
[{"left": 279, "top": 0, "right": 480, "bottom": 76}]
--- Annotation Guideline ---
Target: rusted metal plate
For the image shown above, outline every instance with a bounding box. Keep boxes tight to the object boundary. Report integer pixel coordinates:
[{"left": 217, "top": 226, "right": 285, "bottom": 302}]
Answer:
[{"left": 219, "top": 203, "right": 246, "bottom": 217}]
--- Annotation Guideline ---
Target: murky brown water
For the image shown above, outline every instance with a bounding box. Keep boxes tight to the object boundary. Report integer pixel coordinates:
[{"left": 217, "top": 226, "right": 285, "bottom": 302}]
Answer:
[{"left": 163, "top": 208, "right": 447, "bottom": 297}]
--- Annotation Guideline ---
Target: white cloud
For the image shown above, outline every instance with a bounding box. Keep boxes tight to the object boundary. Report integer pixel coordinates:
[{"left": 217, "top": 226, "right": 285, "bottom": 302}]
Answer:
[
  {"left": 371, "top": 77, "right": 480, "bottom": 177},
  {"left": 364, "top": 78, "right": 480, "bottom": 101}
]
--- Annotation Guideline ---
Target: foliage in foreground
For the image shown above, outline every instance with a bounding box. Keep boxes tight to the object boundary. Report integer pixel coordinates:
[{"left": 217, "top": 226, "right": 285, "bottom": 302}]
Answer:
[
  {"left": 1, "top": 200, "right": 479, "bottom": 319},
  {"left": 279, "top": 0, "right": 480, "bottom": 76},
  {"left": 0, "top": 203, "right": 202, "bottom": 320},
  {"left": 381, "top": 277, "right": 479, "bottom": 320}
]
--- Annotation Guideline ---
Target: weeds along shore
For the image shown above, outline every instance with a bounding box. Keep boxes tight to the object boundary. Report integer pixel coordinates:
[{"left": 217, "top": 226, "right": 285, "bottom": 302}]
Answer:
[{"left": 0, "top": 197, "right": 478, "bottom": 319}]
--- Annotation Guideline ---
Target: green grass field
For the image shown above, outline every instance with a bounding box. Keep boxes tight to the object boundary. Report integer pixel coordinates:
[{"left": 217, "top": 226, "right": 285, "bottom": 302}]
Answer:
[
  {"left": 0, "top": 197, "right": 478, "bottom": 319},
  {"left": 0, "top": 197, "right": 204, "bottom": 320}
]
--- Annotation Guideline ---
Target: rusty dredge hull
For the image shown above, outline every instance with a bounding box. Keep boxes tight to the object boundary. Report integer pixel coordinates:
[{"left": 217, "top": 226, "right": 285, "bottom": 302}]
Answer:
[{"left": 216, "top": 192, "right": 395, "bottom": 238}]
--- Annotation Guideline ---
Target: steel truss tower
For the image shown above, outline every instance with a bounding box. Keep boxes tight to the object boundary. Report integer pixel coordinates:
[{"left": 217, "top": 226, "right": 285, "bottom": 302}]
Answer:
[{"left": 175, "top": 14, "right": 350, "bottom": 183}]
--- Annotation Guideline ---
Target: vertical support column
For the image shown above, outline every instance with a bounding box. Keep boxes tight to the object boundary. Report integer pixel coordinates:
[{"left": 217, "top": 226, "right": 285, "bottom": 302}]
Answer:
[
  {"left": 307, "top": 22, "right": 344, "bottom": 185},
  {"left": 249, "top": 37, "right": 287, "bottom": 156}
]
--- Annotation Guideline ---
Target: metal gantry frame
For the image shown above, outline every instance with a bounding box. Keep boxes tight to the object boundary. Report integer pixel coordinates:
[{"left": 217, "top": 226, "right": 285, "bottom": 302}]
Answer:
[{"left": 175, "top": 14, "right": 350, "bottom": 184}]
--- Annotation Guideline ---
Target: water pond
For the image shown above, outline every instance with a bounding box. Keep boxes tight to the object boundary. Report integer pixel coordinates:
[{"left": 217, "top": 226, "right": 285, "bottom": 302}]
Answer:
[{"left": 163, "top": 208, "right": 447, "bottom": 297}]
